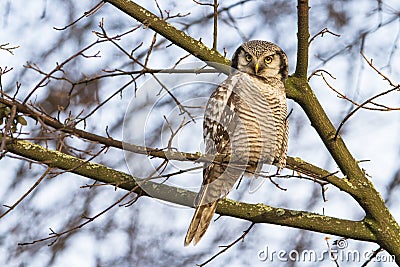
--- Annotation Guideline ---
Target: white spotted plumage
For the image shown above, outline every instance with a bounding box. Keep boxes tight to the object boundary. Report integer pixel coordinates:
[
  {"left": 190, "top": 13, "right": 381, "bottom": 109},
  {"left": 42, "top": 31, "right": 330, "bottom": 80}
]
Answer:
[{"left": 185, "top": 40, "right": 289, "bottom": 246}]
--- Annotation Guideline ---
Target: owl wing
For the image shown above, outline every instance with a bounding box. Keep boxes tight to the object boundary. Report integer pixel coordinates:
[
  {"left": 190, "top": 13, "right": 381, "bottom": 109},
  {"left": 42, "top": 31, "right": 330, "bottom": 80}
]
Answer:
[
  {"left": 199, "top": 74, "right": 247, "bottom": 205},
  {"left": 184, "top": 74, "right": 246, "bottom": 246}
]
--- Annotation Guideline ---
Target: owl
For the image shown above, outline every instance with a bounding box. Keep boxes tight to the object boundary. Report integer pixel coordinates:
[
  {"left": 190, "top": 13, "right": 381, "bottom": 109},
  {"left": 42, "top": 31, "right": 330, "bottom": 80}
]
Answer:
[{"left": 184, "top": 40, "right": 289, "bottom": 246}]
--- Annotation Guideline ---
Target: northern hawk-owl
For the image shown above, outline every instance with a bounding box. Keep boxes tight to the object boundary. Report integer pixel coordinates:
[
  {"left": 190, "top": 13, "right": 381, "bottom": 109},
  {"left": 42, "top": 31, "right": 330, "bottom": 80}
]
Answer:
[{"left": 184, "top": 40, "right": 289, "bottom": 246}]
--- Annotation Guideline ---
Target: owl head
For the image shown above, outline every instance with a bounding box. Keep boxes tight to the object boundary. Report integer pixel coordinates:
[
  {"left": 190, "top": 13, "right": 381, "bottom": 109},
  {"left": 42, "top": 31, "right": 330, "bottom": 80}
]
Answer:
[{"left": 231, "top": 40, "right": 288, "bottom": 81}]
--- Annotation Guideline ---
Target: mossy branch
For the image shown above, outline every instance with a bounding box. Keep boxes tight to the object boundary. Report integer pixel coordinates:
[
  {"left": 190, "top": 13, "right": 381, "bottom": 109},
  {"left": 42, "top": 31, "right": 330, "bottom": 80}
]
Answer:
[
  {"left": 5, "top": 138, "right": 376, "bottom": 243},
  {"left": 290, "top": 0, "right": 400, "bottom": 261}
]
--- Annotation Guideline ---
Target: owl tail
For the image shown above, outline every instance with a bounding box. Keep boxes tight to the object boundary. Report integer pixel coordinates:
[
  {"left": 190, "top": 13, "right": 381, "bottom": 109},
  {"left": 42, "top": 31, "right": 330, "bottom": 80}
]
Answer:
[{"left": 184, "top": 200, "right": 218, "bottom": 246}]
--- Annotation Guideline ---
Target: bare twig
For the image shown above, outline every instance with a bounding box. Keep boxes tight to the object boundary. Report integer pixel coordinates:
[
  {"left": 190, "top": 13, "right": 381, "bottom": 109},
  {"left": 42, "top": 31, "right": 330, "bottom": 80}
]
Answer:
[
  {"left": 172, "top": 53, "right": 191, "bottom": 69},
  {"left": 335, "top": 84, "right": 399, "bottom": 140},
  {"left": 163, "top": 116, "right": 188, "bottom": 151},
  {"left": 154, "top": 0, "right": 164, "bottom": 19},
  {"left": 360, "top": 51, "right": 399, "bottom": 87},
  {"left": 324, "top": 237, "right": 340, "bottom": 267},
  {"left": 144, "top": 33, "right": 157, "bottom": 67},
  {"left": 307, "top": 68, "right": 336, "bottom": 81},
  {"left": 0, "top": 168, "right": 51, "bottom": 219},
  {"left": 18, "top": 184, "right": 140, "bottom": 246},
  {"left": 53, "top": 1, "right": 105, "bottom": 31},
  {"left": 0, "top": 43, "right": 20, "bottom": 55},
  {"left": 22, "top": 41, "right": 104, "bottom": 104},
  {"left": 197, "top": 223, "right": 255, "bottom": 266},
  {"left": 74, "top": 67, "right": 221, "bottom": 84},
  {"left": 151, "top": 74, "right": 196, "bottom": 122},
  {"left": 213, "top": 0, "right": 218, "bottom": 50},
  {"left": 309, "top": 28, "right": 340, "bottom": 44},
  {"left": 105, "top": 0, "right": 230, "bottom": 71},
  {"left": 360, "top": 247, "right": 384, "bottom": 267},
  {"left": 320, "top": 73, "right": 400, "bottom": 111},
  {"left": 76, "top": 78, "right": 137, "bottom": 124}
]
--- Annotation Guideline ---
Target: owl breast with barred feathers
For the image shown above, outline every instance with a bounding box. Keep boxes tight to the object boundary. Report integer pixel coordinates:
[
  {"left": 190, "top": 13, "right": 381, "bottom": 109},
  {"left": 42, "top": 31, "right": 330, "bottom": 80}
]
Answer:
[{"left": 185, "top": 40, "right": 289, "bottom": 246}]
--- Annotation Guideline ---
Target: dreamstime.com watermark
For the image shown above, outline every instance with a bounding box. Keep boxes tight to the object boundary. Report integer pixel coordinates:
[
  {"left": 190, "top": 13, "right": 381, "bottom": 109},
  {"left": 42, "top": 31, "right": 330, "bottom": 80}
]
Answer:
[{"left": 257, "top": 239, "right": 395, "bottom": 263}]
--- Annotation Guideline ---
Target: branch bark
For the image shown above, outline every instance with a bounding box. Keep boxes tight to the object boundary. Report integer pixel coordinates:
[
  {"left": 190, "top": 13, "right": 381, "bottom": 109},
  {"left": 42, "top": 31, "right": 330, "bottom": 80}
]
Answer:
[
  {"left": 5, "top": 138, "right": 377, "bottom": 243},
  {"left": 294, "top": 0, "right": 309, "bottom": 78}
]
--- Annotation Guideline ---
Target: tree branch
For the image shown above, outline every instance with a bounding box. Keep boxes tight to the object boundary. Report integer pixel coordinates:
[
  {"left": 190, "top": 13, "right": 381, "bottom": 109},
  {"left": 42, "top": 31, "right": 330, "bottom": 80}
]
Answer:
[
  {"left": 0, "top": 97, "right": 351, "bottom": 192},
  {"left": 294, "top": 0, "right": 309, "bottom": 78},
  {"left": 287, "top": 64, "right": 400, "bottom": 265},
  {"left": 287, "top": 0, "right": 400, "bottom": 261},
  {"left": 5, "top": 138, "right": 377, "bottom": 243}
]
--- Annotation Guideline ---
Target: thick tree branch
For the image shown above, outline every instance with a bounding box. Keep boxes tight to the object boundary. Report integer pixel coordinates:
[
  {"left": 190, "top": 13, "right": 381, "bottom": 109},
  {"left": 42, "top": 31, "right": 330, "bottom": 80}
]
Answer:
[
  {"left": 288, "top": 0, "right": 400, "bottom": 260},
  {"left": 5, "top": 138, "right": 377, "bottom": 243},
  {"left": 294, "top": 0, "right": 310, "bottom": 78},
  {"left": 0, "top": 97, "right": 349, "bottom": 190}
]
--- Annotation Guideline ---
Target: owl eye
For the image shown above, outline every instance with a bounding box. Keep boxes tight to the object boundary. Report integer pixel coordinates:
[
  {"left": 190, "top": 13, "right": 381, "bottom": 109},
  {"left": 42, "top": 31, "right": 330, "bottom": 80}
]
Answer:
[
  {"left": 245, "top": 54, "right": 252, "bottom": 62},
  {"left": 264, "top": 56, "right": 273, "bottom": 64}
]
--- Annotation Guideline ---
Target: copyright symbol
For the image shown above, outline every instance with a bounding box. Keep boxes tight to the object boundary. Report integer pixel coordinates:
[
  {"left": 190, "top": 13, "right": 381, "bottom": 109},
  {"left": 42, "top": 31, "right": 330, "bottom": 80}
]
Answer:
[{"left": 335, "top": 239, "right": 348, "bottom": 249}]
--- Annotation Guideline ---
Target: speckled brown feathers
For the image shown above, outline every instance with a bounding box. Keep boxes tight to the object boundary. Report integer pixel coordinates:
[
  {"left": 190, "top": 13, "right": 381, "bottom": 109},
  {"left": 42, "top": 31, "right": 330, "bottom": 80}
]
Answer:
[{"left": 184, "top": 40, "right": 289, "bottom": 246}]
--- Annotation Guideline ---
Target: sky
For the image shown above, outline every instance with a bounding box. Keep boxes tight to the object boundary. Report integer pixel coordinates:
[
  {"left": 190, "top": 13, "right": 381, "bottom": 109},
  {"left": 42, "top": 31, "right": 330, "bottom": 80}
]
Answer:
[{"left": 1, "top": 0, "right": 400, "bottom": 266}]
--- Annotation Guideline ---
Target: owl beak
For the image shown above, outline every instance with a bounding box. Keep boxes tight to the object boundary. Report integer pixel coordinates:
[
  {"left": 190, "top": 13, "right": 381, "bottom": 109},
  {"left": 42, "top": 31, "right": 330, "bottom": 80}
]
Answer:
[{"left": 255, "top": 63, "right": 259, "bottom": 74}]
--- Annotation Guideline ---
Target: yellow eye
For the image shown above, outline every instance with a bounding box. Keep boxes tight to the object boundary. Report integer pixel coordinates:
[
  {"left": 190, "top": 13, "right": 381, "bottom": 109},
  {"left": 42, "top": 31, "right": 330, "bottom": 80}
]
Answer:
[
  {"left": 245, "top": 54, "right": 252, "bottom": 62},
  {"left": 264, "top": 56, "right": 273, "bottom": 64}
]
